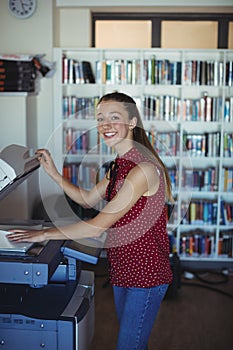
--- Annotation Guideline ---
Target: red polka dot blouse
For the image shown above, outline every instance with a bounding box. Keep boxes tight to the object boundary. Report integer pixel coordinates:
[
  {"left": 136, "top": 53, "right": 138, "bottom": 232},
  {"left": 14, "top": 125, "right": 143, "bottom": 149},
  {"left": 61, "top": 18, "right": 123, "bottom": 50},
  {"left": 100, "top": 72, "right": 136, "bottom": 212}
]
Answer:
[{"left": 105, "top": 147, "right": 173, "bottom": 288}]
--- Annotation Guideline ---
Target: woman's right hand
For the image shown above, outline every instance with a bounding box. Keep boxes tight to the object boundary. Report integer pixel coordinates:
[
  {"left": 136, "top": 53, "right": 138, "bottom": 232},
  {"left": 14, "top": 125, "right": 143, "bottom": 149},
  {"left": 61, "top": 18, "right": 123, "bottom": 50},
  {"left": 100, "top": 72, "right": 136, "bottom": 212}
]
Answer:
[{"left": 36, "top": 149, "right": 61, "bottom": 180}]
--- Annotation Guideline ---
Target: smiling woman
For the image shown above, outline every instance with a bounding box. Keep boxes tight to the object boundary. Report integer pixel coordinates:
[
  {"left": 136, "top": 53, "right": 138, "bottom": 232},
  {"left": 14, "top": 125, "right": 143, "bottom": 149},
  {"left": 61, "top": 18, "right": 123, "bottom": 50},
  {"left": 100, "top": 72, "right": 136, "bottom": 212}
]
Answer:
[
  {"left": 96, "top": 99, "right": 137, "bottom": 151},
  {"left": 7, "top": 91, "right": 174, "bottom": 350}
]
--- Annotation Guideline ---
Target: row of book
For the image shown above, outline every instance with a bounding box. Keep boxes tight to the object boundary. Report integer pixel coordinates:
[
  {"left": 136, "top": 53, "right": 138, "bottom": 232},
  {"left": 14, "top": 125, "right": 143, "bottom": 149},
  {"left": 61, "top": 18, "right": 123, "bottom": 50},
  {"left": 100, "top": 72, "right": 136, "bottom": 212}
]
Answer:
[
  {"left": 62, "top": 55, "right": 95, "bottom": 84},
  {"left": 63, "top": 95, "right": 99, "bottom": 119},
  {"left": 142, "top": 58, "right": 181, "bottom": 85},
  {"left": 0, "top": 56, "right": 36, "bottom": 92},
  {"left": 182, "top": 168, "right": 218, "bottom": 192},
  {"left": 182, "top": 200, "right": 218, "bottom": 225},
  {"left": 64, "top": 127, "right": 116, "bottom": 156},
  {"left": 62, "top": 160, "right": 179, "bottom": 194},
  {"left": 179, "top": 231, "right": 233, "bottom": 257},
  {"left": 182, "top": 95, "right": 223, "bottom": 122},
  {"left": 222, "top": 167, "right": 233, "bottom": 192},
  {"left": 143, "top": 95, "right": 181, "bottom": 121},
  {"left": 62, "top": 56, "right": 233, "bottom": 86},
  {"left": 63, "top": 126, "right": 233, "bottom": 160},
  {"left": 96, "top": 59, "right": 141, "bottom": 85},
  {"left": 183, "top": 132, "right": 221, "bottom": 157},
  {"left": 143, "top": 94, "right": 226, "bottom": 122},
  {"left": 180, "top": 233, "right": 215, "bottom": 256},
  {"left": 147, "top": 130, "right": 180, "bottom": 156},
  {"left": 183, "top": 60, "right": 233, "bottom": 87},
  {"left": 63, "top": 161, "right": 110, "bottom": 187},
  {"left": 64, "top": 128, "right": 99, "bottom": 155},
  {"left": 63, "top": 159, "right": 232, "bottom": 194},
  {"left": 62, "top": 93, "right": 232, "bottom": 122},
  {"left": 64, "top": 126, "right": 142, "bottom": 156},
  {"left": 182, "top": 199, "right": 233, "bottom": 226}
]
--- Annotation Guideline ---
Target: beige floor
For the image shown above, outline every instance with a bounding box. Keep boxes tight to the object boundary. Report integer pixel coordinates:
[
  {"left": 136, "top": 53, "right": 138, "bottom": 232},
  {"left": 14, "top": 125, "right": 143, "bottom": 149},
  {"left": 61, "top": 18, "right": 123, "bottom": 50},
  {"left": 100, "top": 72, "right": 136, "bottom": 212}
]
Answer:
[{"left": 84, "top": 259, "right": 233, "bottom": 350}]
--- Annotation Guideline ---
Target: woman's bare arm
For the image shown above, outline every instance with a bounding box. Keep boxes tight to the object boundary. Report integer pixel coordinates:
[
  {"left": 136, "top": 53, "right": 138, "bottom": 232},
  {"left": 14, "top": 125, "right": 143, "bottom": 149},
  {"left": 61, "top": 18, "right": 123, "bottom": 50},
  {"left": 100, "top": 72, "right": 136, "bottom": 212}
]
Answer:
[{"left": 7, "top": 162, "right": 160, "bottom": 243}]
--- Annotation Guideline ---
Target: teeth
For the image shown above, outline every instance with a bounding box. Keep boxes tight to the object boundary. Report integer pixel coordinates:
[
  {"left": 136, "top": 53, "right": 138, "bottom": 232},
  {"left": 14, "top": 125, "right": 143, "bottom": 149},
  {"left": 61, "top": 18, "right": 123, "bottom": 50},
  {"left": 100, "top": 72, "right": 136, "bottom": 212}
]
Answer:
[{"left": 104, "top": 132, "right": 116, "bottom": 137}]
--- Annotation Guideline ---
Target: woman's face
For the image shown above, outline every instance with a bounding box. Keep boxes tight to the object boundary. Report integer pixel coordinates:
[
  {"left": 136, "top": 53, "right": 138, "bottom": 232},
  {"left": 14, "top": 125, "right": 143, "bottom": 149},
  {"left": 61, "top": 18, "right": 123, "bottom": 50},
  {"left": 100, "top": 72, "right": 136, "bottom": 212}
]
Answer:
[{"left": 96, "top": 100, "right": 136, "bottom": 149}]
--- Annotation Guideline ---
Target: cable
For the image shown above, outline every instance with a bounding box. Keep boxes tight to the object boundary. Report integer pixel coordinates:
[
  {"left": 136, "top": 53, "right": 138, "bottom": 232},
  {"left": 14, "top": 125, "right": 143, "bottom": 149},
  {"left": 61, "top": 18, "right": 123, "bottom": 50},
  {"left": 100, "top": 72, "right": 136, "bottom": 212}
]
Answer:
[
  {"left": 193, "top": 271, "right": 229, "bottom": 285},
  {"left": 182, "top": 281, "right": 233, "bottom": 300}
]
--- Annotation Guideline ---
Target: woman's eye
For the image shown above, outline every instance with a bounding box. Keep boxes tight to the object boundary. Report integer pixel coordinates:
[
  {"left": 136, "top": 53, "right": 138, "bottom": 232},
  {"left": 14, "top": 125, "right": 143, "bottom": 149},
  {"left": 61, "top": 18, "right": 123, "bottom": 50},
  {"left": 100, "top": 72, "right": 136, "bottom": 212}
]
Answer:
[{"left": 111, "top": 115, "right": 119, "bottom": 121}]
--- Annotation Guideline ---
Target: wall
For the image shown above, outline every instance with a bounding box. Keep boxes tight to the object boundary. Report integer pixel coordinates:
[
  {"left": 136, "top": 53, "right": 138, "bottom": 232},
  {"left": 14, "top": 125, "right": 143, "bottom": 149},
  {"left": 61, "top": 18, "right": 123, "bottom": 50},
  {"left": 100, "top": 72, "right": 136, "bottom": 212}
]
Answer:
[{"left": 0, "top": 0, "right": 54, "bottom": 219}]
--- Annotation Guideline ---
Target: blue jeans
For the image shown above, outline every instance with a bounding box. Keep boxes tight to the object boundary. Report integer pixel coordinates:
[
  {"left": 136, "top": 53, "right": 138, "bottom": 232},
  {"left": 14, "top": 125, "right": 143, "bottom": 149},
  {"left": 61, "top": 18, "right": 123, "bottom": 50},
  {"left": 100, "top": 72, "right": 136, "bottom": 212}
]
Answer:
[{"left": 113, "top": 284, "right": 169, "bottom": 350}]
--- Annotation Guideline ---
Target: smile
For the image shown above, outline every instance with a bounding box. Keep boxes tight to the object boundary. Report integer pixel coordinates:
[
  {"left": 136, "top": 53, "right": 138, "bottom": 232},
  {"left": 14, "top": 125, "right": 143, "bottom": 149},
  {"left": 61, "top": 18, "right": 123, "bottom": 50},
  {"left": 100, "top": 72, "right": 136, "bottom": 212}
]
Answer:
[{"left": 104, "top": 132, "right": 117, "bottom": 138}]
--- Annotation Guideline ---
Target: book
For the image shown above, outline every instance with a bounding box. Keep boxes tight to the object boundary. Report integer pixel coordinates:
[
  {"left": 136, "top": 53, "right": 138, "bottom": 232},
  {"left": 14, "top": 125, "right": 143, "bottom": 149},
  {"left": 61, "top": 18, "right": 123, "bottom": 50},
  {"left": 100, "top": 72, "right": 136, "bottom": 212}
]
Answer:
[{"left": 82, "top": 61, "right": 95, "bottom": 83}]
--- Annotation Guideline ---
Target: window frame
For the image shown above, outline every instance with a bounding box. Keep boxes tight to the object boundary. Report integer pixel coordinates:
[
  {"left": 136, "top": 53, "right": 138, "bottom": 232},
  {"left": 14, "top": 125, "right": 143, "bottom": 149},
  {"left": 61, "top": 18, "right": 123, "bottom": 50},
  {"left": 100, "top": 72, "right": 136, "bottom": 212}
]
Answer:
[{"left": 92, "top": 12, "right": 233, "bottom": 49}]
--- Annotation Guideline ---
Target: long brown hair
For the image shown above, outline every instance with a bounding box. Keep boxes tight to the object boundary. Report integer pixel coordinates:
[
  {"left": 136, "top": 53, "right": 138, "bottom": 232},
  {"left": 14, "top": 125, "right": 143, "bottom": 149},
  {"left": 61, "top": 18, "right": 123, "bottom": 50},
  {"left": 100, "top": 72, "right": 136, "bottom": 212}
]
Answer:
[{"left": 97, "top": 91, "right": 174, "bottom": 202}]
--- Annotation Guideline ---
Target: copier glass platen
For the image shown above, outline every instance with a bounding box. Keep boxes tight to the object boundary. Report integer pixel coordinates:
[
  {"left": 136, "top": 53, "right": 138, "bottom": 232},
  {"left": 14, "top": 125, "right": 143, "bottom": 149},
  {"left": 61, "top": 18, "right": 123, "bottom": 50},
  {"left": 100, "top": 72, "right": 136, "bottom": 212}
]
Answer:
[{"left": 0, "top": 144, "right": 103, "bottom": 350}]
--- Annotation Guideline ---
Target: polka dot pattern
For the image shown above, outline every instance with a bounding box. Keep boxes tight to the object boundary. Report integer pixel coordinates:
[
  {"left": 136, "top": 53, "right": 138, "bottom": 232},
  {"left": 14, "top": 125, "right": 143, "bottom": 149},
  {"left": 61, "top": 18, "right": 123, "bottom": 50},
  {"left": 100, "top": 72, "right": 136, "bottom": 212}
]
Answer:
[{"left": 105, "top": 147, "right": 173, "bottom": 288}]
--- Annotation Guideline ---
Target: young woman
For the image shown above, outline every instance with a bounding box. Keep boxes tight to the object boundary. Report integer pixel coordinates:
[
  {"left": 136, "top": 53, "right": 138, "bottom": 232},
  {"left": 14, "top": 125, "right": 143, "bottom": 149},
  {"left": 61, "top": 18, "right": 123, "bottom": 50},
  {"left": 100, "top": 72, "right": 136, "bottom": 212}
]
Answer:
[{"left": 8, "top": 91, "right": 173, "bottom": 350}]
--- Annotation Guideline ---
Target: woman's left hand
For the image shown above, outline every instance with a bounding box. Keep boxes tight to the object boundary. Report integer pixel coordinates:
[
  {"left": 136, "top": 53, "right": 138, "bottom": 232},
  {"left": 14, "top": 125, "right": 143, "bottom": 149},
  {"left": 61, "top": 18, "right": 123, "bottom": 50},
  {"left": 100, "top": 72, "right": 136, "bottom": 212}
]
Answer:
[{"left": 7, "top": 229, "right": 46, "bottom": 243}]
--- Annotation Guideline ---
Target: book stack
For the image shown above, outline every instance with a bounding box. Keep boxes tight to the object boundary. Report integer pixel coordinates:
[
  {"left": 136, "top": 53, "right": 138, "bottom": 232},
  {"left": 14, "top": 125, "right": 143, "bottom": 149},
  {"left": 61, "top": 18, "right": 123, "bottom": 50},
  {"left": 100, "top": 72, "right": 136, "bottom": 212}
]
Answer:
[
  {"left": 64, "top": 127, "right": 100, "bottom": 155},
  {"left": 62, "top": 55, "right": 95, "bottom": 84},
  {"left": 0, "top": 55, "right": 36, "bottom": 92},
  {"left": 143, "top": 57, "right": 182, "bottom": 85},
  {"left": 180, "top": 230, "right": 215, "bottom": 257},
  {"left": 63, "top": 161, "right": 109, "bottom": 188},
  {"left": 95, "top": 59, "right": 141, "bottom": 85},
  {"left": 62, "top": 96, "right": 99, "bottom": 119},
  {"left": 182, "top": 199, "right": 218, "bottom": 225},
  {"left": 143, "top": 95, "right": 181, "bottom": 121},
  {"left": 183, "top": 167, "right": 218, "bottom": 192},
  {"left": 183, "top": 132, "right": 221, "bottom": 157}
]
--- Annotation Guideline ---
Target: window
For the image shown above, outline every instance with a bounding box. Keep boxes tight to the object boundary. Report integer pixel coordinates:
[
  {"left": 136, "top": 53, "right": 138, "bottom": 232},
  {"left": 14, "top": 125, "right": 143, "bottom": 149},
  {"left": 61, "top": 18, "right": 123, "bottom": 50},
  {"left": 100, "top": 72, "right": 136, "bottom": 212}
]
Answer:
[
  {"left": 95, "top": 20, "right": 152, "bottom": 48},
  {"left": 92, "top": 13, "right": 233, "bottom": 49},
  {"left": 161, "top": 21, "right": 218, "bottom": 49}
]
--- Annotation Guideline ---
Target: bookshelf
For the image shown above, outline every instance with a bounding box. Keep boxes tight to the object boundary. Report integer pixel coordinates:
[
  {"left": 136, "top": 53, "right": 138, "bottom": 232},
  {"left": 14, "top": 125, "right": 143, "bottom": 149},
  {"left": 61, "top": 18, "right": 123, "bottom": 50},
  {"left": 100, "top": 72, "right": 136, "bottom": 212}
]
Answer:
[{"left": 53, "top": 47, "right": 233, "bottom": 270}]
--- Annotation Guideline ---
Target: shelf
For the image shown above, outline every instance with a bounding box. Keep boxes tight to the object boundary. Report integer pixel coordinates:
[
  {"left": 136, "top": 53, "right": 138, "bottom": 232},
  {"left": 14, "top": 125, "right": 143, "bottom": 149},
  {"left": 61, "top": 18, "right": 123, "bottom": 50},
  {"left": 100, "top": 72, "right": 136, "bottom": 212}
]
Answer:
[{"left": 53, "top": 47, "right": 233, "bottom": 267}]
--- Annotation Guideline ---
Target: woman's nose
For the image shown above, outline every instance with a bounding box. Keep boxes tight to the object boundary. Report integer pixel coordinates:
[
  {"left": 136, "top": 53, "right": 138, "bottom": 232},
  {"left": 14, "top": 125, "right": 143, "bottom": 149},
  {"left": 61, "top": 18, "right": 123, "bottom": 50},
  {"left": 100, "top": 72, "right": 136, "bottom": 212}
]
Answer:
[{"left": 102, "top": 121, "right": 112, "bottom": 129}]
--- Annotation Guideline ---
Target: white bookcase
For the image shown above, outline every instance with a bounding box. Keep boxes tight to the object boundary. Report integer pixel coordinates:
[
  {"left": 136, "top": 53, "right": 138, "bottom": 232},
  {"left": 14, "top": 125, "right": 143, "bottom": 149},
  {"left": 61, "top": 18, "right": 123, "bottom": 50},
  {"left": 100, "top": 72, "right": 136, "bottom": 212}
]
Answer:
[{"left": 53, "top": 47, "right": 233, "bottom": 269}]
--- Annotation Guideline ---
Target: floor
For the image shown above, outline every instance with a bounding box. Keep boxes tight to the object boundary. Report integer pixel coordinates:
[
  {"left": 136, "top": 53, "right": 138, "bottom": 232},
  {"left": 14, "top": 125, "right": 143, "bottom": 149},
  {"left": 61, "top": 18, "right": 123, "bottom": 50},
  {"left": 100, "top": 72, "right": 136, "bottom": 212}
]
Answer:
[{"left": 84, "top": 258, "right": 233, "bottom": 350}]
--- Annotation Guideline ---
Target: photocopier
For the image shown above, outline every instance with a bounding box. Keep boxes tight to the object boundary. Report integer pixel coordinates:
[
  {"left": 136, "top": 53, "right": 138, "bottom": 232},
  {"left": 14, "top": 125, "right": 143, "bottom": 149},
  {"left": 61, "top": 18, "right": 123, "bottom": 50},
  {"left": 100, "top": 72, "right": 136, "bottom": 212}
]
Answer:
[{"left": 0, "top": 144, "right": 102, "bottom": 350}]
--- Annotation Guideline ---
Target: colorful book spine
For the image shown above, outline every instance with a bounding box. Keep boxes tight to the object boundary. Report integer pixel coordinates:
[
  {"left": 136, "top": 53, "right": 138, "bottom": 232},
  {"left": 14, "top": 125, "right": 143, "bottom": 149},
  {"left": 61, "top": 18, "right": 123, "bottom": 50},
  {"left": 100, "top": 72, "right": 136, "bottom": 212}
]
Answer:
[
  {"left": 183, "top": 167, "right": 218, "bottom": 192},
  {"left": 182, "top": 94, "right": 222, "bottom": 122},
  {"left": 63, "top": 162, "right": 108, "bottom": 188},
  {"left": 62, "top": 55, "right": 95, "bottom": 84},
  {"left": 180, "top": 230, "right": 215, "bottom": 256},
  {"left": 62, "top": 96, "right": 99, "bottom": 119},
  {"left": 146, "top": 129, "right": 180, "bottom": 156},
  {"left": 95, "top": 59, "right": 141, "bottom": 85},
  {"left": 143, "top": 57, "right": 181, "bottom": 85},
  {"left": 143, "top": 95, "right": 181, "bottom": 121},
  {"left": 183, "top": 60, "right": 232, "bottom": 86},
  {"left": 183, "top": 132, "right": 221, "bottom": 157},
  {"left": 64, "top": 128, "right": 99, "bottom": 155},
  {"left": 182, "top": 200, "right": 218, "bottom": 225}
]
